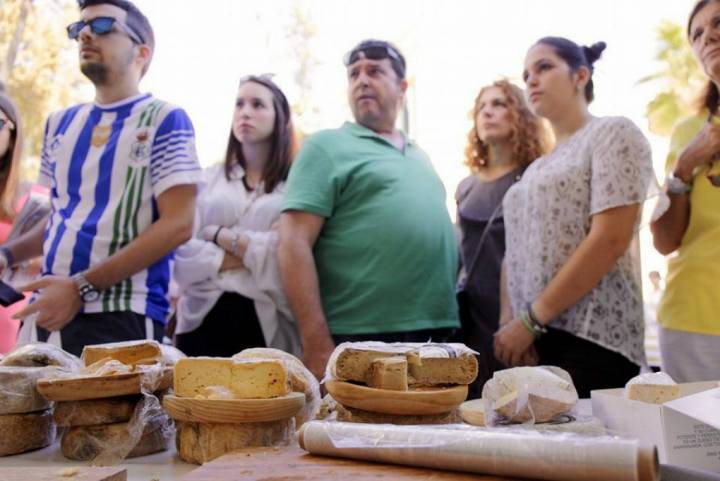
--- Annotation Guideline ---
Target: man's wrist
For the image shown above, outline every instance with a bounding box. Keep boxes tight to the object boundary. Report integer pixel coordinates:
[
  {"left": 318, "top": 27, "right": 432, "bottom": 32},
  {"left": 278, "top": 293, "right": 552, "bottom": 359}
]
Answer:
[{"left": 71, "top": 271, "right": 101, "bottom": 303}]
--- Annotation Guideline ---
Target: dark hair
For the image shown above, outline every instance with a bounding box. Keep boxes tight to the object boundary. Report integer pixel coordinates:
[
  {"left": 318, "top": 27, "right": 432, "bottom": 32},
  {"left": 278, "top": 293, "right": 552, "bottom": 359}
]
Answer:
[
  {"left": 688, "top": 0, "right": 720, "bottom": 114},
  {"left": 0, "top": 83, "right": 22, "bottom": 221},
  {"left": 224, "top": 76, "right": 297, "bottom": 194},
  {"left": 535, "top": 37, "right": 606, "bottom": 103},
  {"left": 346, "top": 39, "right": 406, "bottom": 80},
  {"left": 78, "top": 0, "right": 154, "bottom": 51}
]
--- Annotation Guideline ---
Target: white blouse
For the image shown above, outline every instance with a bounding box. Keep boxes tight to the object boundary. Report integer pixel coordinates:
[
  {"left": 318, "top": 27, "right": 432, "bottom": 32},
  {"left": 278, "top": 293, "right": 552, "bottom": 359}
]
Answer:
[
  {"left": 173, "top": 163, "right": 300, "bottom": 356},
  {"left": 503, "top": 116, "right": 657, "bottom": 366}
]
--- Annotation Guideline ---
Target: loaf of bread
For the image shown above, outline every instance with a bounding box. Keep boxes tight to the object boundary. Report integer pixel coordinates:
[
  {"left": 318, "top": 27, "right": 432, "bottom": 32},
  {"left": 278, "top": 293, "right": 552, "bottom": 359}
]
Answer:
[
  {"left": 174, "top": 357, "right": 290, "bottom": 399},
  {"left": 82, "top": 340, "right": 162, "bottom": 367},
  {"left": 367, "top": 357, "right": 408, "bottom": 391},
  {"left": 0, "top": 409, "right": 56, "bottom": 456},
  {"left": 0, "top": 365, "right": 61, "bottom": 415},
  {"left": 625, "top": 372, "right": 681, "bottom": 404},
  {"left": 60, "top": 413, "right": 171, "bottom": 461},
  {"left": 54, "top": 396, "right": 140, "bottom": 427},
  {"left": 0, "top": 342, "right": 81, "bottom": 371},
  {"left": 329, "top": 342, "right": 478, "bottom": 386},
  {"left": 176, "top": 419, "right": 294, "bottom": 464},
  {"left": 482, "top": 366, "right": 578, "bottom": 425},
  {"left": 233, "top": 347, "right": 321, "bottom": 425}
]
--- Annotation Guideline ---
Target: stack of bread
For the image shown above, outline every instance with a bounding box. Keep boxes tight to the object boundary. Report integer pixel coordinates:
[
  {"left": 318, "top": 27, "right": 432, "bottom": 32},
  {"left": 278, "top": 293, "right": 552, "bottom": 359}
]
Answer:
[
  {"left": 0, "top": 343, "right": 81, "bottom": 456},
  {"left": 321, "top": 342, "right": 478, "bottom": 424},
  {"left": 165, "top": 348, "right": 319, "bottom": 464},
  {"left": 38, "top": 340, "right": 176, "bottom": 463}
]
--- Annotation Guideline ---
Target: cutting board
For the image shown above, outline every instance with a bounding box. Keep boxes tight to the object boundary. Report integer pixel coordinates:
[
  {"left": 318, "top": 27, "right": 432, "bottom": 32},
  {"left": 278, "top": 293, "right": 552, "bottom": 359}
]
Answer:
[
  {"left": 37, "top": 367, "right": 173, "bottom": 401},
  {"left": 163, "top": 392, "right": 305, "bottom": 423},
  {"left": 0, "top": 466, "right": 126, "bottom": 481},
  {"left": 325, "top": 380, "right": 467, "bottom": 415},
  {"left": 179, "top": 446, "right": 529, "bottom": 481}
]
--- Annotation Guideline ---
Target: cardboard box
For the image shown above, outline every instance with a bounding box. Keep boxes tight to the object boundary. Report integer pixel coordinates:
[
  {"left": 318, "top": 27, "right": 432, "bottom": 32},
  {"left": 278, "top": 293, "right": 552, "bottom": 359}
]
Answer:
[{"left": 591, "top": 381, "right": 720, "bottom": 472}]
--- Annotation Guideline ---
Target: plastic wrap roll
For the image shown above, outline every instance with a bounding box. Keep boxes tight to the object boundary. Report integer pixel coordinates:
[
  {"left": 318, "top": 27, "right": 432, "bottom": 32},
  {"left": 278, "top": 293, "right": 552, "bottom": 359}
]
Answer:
[{"left": 298, "top": 421, "right": 658, "bottom": 481}]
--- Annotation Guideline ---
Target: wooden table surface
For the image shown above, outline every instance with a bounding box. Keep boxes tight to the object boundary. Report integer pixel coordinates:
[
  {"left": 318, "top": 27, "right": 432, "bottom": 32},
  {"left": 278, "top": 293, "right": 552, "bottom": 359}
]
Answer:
[{"left": 180, "top": 446, "right": 531, "bottom": 481}]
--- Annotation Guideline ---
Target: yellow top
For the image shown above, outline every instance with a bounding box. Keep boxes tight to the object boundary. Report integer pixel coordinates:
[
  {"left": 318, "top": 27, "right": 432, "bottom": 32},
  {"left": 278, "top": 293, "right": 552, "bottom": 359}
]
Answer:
[{"left": 658, "top": 111, "right": 720, "bottom": 335}]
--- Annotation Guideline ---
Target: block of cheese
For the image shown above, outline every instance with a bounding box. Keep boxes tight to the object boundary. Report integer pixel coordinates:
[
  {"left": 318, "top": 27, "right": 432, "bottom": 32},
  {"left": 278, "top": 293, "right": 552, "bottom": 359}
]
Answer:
[
  {"left": 233, "top": 347, "right": 321, "bottom": 426},
  {"left": 0, "top": 410, "right": 56, "bottom": 456},
  {"left": 482, "top": 366, "right": 579, "bottom": 425},
  {"left": 54, "top": 396, "right": 140, "bottom": 427},
  {"left": 330, "top": 342, "right": 478, "bottom": 386},
  {"left": 82, "top": 340, "right": 162, "bottom": 367},
  {"left": 493, "top": 390, "right": 577, "bottom": 423},
  {"left": 176, "top": 419, "right": 294, "bottom": 464},
  {"left": 627, "top": 384, "right": 681, "bottom": 404},
  {"left": 61, "top": 413, "right": 171, "bottom": 461},
  {"left": 367, "top": 357, "right": 408, "bottom": 391},
  {"left": 0, "top": 343, "right": 82, "bottom": 371},
  {"left": 0, "top": 365, "right": 60, "bottom": 415},
  {"left": 174, "top": 357, "right": 290, "bottom": 399},
  {"left": 625, "top": 372, "right": 681, "bottom": 404}
]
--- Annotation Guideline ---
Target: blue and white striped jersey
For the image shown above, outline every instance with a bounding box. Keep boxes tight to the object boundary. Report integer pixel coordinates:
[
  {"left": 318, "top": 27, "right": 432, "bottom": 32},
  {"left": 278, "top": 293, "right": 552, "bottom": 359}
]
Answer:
[{"left": 39, "top": 93, "right": 202, "bottom": 322}]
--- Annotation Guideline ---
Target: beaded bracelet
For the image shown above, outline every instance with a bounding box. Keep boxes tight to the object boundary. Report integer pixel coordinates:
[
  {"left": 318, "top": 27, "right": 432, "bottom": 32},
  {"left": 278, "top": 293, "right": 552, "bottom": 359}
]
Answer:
[
  {"left": 519, "top": 309, "right": 547, "bottom": 338},
  {"left": 527, "top": 303, "right": 549, "bottom": 335}
]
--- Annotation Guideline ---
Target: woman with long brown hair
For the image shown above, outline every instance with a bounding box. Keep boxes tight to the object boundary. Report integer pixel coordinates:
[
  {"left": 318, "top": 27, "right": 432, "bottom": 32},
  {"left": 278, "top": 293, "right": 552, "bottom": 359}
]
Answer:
[
  {"left": 0, "top": 84, "right": 50, "bottom": 353},
  {"left": 173, "top": 75, "right": 300, "bottom": 356},
  {"left": 456, "top": 79, "right": 549, "bottom": 394}
]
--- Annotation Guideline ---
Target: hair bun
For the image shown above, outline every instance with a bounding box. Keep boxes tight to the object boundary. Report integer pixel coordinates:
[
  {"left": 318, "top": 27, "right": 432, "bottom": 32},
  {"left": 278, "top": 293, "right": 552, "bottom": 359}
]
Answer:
[{"left": 583, "top": 42, "right": 606, "bottom": 65}]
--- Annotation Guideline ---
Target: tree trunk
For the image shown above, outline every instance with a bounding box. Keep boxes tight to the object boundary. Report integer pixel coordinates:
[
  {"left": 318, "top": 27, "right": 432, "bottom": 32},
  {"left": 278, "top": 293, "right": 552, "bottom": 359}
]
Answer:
[{"left": 2, "top": 0, "right": 32, "bottom": 82}]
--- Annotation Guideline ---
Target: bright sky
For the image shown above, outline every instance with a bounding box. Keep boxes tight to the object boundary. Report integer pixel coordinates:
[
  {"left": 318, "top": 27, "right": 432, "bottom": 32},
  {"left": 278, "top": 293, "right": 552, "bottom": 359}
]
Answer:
[{"left": 124, "top": 0, "right": 693, "bottom": 288}]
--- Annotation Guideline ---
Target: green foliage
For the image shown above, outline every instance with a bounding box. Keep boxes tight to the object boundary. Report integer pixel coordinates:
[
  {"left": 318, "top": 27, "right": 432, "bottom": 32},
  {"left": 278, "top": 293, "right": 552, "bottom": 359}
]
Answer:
[
  {"left": 640, "top": 20, "right": 707, "bottom": 136},
  {"left": 0, "top": 0, "right": 86, "bottom": 181}
]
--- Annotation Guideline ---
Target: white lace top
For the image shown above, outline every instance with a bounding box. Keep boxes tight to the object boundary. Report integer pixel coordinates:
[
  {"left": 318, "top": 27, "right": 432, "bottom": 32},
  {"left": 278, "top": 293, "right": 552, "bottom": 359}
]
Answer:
[{"left": 503, "top": 116, "right": 657, "bottom": 366}]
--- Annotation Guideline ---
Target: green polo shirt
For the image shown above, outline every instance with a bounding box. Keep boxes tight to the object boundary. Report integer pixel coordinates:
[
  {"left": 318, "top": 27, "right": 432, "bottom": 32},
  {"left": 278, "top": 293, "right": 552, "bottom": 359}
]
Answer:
[{"left": 282, "top": 121, "right": 459, "bottom": 335}]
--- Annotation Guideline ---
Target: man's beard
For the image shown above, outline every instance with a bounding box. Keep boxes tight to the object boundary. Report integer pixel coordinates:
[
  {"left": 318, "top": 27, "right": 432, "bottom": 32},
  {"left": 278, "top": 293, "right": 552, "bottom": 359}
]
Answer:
[{"left": 81, "top": 62, "right": 109, "bottom": 86}]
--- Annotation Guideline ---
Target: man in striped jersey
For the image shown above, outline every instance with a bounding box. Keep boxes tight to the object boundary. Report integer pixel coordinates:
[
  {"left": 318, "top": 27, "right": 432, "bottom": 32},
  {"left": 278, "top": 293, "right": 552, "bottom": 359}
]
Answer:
[{"left": 0, "top": 0, "right": 201, "bottom": 356}]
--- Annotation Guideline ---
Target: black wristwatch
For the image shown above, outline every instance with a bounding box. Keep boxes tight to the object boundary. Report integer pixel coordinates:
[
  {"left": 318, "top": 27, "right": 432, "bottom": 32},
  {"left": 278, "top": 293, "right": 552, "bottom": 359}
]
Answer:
[{"left": 71, "top": 272, "right": 100, "bottom": 302}]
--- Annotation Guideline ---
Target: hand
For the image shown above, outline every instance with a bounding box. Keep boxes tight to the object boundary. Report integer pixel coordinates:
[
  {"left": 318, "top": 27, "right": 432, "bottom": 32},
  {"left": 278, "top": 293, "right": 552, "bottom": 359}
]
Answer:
[
  {"left": 493, "top": 317, "right": 537, "bottom": 367},
  {"left": 200, "top": 225, "right": 221, "bottom": 242},
  {"left": 13, "top": 276, "right": 81, "bottom": 332},
  {"left": 302, "top": 335, "right": 335, "bottom": 380},
  {"left": 675, "top": 122, "right": 720, "bottom": 181}
]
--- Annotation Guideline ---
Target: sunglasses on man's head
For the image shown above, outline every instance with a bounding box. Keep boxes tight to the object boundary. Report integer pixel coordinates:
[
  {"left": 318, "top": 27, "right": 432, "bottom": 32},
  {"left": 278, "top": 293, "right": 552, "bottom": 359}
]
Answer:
[
  {"left": 66, "top": 16, "right": 143, "bottom": 44},
  {"left": 343, "top": 45, "right": 403, "bottom": 69}
]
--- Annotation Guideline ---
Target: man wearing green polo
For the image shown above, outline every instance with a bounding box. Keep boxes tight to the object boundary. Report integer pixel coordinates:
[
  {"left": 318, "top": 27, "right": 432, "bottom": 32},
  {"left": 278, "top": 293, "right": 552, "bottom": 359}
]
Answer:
[{"left": 278, "top": 39, "right": 459, "bottom": 378}]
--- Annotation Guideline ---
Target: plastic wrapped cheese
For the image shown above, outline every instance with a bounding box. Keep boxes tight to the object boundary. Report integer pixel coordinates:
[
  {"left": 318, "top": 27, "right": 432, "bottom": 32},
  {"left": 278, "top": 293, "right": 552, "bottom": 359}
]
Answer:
[
  {"left": 0, "top": 342, "right": 81, "bottom": 371},
  {"left": 232, "top": 347, "right": 321, "bottom": 426},
  {"left": 61, "top": 409, "right": 173, "bottom": 462},
  {"left": 54, "top": 396, "right": 140, "bottom": 427},
  {"left": 0, "top": 409, "right": 56, "bottom": 456},
  {"left": 0, "top": 365, "right": 62, "bottom": 415},
  {"left": 326, "top": 342, "right": 479, "bottom": 387},
  {"left": 482, "top": 366, "right": 579, "bottom": 426}
]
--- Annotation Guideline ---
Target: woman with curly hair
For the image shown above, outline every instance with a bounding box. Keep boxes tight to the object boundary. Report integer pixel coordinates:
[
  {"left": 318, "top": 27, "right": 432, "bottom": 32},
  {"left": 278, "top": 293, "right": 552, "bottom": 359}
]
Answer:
[{"left": 456, "top": 79, "right": 549, "bottom": 394}]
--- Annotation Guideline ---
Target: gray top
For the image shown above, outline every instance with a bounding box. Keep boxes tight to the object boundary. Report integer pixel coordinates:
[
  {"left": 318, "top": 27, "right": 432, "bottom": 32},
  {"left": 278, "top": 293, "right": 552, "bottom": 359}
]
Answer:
[{"left": 503, "top": 116, "right": 655, "bottom": 366}]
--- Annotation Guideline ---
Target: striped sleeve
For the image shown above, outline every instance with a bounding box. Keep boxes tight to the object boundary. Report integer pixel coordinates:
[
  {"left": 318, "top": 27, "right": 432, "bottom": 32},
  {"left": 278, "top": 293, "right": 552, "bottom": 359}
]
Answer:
[
  {"left": 150, "top": 108, "right": 202, "bottom": 195},
  {"left": 38, "top": 117, "right": 54, "bottom": 187}
]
